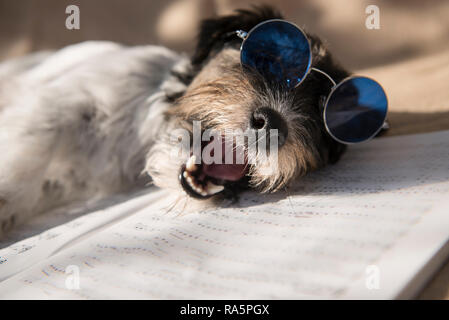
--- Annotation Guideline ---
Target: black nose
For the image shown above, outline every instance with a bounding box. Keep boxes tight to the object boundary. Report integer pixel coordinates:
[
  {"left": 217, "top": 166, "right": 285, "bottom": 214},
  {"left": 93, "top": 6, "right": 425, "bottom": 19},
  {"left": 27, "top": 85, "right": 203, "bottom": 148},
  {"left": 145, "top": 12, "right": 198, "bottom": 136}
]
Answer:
[{"left": 250, "top": 107, "right": 288, "bottom": 147}]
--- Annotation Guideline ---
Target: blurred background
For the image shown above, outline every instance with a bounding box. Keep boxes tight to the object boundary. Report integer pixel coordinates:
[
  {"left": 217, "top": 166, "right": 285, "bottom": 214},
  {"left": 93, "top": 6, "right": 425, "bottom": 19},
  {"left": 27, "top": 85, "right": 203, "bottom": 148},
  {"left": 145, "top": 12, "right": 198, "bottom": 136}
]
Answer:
[
  {"left": 1, "top": 0, "right": 449, "bottom": 133},
  {"left": 1, "top": 0, "right": 449, "bottom": 70}
]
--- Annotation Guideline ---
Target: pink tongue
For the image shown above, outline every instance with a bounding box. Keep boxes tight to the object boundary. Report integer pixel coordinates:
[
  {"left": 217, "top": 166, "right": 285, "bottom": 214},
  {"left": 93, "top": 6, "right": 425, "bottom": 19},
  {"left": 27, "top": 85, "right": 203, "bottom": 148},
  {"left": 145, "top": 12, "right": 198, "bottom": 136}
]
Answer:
[
  {"left": 201, "top": 138, "right": 247, "bottom": 181},
  {"left": 202, "top": 163, "right": 247, "bottom": 181}
]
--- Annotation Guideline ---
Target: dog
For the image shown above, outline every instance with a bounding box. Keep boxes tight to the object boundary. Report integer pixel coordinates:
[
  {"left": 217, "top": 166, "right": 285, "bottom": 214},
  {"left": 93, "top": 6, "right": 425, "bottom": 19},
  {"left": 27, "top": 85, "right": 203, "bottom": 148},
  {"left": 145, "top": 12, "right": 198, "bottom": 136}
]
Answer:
[{"left": 0, "top": 6, "right": 348, "bottom": 235}]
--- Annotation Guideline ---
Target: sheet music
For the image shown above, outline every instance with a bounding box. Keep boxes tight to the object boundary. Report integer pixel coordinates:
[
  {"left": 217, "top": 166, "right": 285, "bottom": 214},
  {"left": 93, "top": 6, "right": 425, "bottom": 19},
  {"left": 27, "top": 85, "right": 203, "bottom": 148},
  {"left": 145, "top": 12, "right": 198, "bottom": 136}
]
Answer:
[{"left": 0, "top": 130, "right": 448, "bottom": 299}]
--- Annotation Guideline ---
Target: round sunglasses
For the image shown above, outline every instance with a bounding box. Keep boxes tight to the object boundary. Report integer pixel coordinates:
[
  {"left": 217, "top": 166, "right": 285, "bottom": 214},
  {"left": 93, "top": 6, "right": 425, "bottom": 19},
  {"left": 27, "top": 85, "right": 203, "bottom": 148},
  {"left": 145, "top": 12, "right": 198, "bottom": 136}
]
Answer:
[{"left": 236, "top": 19, "right": 388, "bottom": 144}]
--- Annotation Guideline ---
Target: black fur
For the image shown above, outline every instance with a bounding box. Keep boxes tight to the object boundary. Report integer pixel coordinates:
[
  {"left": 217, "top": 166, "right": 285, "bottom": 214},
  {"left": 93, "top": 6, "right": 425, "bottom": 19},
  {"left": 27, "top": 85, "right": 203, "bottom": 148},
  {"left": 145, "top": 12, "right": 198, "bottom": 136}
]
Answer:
[{"left": 192, "top": 6, "right": 283, "bottom": 67}]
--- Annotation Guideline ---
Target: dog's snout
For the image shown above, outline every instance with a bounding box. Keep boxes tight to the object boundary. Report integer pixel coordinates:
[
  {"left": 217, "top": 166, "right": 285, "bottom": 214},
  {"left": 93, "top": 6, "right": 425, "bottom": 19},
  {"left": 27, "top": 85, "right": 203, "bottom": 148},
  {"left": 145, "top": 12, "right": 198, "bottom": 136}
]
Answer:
[{"left": 250, "top": 107, "right": 288, "bottom": 147}]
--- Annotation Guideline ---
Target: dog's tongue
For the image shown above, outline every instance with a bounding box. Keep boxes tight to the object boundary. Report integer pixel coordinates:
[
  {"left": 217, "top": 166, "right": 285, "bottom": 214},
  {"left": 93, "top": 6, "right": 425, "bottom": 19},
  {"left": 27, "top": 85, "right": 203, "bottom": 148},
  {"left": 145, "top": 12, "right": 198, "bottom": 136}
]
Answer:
[
  {"left": 202, "top": 162, "right": 247, "bottom": 181},
  {"left": 201, "top": 138, "right": 247, "bottom": 181}
]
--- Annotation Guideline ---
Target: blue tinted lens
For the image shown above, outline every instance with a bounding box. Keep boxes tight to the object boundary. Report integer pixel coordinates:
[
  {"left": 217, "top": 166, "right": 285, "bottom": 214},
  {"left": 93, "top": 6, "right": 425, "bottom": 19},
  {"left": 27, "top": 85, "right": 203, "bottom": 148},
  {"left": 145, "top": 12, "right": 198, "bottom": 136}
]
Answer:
[
  {"left": 324, "top": 77, "right": 388, "bottom": 144},
  {"left": 241, "top": 20, "right": 311, "bottom": 89}
]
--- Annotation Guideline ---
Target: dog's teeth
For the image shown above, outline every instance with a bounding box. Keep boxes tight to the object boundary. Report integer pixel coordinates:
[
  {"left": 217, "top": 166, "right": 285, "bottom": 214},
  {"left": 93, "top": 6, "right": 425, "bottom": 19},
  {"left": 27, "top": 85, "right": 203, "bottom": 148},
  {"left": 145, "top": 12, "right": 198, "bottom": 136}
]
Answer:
[
  {"left": 206, "top": 182, "right": 224, "bottom": 195},
  {"left": 183, "top": 166, "right": 210, "bottom": 197},
  {"left": 186, "top": 155, "right": 198, "bottom": 172}
]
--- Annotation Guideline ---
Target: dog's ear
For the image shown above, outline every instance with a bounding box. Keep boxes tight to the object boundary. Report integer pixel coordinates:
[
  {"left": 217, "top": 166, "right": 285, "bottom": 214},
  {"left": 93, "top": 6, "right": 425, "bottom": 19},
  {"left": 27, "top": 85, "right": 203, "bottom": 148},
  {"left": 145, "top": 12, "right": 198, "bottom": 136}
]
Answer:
[{"left": 192, "top": 5, "right": 283, "bottom": 67}]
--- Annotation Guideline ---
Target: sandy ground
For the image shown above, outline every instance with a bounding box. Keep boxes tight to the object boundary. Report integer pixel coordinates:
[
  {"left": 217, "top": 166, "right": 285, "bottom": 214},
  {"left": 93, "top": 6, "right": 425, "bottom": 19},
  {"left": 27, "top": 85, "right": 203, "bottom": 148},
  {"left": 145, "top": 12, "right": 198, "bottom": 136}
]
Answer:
[{"left": 0, "top": 0, "right": 448, "bottom": 298}]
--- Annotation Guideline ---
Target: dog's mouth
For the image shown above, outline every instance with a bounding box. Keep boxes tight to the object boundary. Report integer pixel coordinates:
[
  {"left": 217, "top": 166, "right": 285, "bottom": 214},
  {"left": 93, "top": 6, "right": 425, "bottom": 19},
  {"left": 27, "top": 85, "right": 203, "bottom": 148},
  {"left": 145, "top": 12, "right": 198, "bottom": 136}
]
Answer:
[{"left": 179, "top": 138, "right": 248, "bottom": 199}]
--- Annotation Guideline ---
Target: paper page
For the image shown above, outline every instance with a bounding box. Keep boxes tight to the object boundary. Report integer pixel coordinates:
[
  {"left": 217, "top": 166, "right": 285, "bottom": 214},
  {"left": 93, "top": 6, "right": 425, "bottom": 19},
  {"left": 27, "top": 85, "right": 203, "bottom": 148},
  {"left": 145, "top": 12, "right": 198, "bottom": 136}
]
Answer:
[
  {"left": 0, "top": 130, "right": 448, "bottom": 299},
  {"left": 0, "top": 188, "right": 167, "bottom": 282}
]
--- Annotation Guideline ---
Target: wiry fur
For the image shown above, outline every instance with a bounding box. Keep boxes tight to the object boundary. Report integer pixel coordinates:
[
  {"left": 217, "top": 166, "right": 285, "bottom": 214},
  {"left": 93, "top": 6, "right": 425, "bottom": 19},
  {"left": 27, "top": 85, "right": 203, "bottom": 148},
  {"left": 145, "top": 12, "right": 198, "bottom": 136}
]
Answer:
[
  {"left": 165, "top": 49, "right": 321, "bottom": 192},
  {"left": 0, "top": 6, "right": 348, "bottom": 236}
]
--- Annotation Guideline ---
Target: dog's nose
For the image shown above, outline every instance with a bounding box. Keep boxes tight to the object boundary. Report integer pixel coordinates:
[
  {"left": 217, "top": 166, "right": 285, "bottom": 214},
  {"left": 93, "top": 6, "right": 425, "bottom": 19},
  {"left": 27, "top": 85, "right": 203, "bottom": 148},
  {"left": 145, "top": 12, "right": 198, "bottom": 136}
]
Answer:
[{"left": 250, "top": 107, "right": 288, "bottom": 147}]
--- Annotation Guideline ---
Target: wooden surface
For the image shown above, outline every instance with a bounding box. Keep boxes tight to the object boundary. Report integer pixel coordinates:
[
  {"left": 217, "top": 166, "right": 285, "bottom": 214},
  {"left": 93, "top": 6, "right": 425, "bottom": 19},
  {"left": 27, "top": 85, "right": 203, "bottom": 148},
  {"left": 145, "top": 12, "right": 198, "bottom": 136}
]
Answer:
[
  {"left": 418, "top": 257, "right": 449, "bottom": 299},
  {"left": 364, "top": 50, "right": 449, "bottom": 299}
]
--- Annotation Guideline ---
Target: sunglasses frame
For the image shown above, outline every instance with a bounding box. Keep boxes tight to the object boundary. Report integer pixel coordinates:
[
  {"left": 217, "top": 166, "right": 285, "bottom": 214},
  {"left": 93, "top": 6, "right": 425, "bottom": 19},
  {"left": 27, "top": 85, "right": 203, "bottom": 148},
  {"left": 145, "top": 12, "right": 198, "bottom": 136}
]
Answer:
[
  {"left": 236, "top": 19, "right": 389, "bottom": 144},
  {"left": 322, "top": 75, "right": 389, "bottom": 145}
]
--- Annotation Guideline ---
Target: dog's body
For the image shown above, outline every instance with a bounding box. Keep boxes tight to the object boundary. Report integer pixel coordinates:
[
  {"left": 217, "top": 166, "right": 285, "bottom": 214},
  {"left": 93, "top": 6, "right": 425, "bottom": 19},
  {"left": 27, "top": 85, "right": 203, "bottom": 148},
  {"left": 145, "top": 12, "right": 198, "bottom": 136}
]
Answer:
[
  {"left": 0, "top": 42, "right": 190, "bottom": 231},
  {"left": 0, "top": 7, "right": 348, "bottom": 235}
]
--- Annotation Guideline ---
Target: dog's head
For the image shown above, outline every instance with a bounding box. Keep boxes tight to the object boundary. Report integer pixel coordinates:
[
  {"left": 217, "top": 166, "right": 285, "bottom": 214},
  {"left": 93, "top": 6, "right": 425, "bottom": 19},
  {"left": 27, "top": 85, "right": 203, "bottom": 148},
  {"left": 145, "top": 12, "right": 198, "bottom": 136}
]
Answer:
[{"left": 147, "top": 6, "right": 348, "bottom": 199}]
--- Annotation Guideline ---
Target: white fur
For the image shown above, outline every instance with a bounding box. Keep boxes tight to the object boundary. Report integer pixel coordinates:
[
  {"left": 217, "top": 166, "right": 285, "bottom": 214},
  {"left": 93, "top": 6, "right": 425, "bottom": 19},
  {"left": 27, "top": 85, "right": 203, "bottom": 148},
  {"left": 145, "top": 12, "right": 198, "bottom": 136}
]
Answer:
[{"left": 0, "top": 41, "right": 189, "bottom": 234}]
